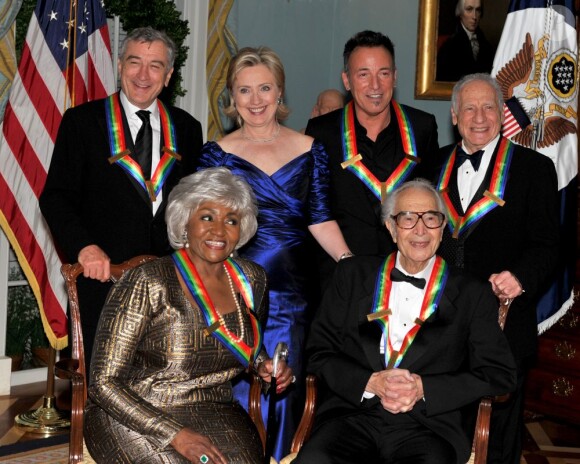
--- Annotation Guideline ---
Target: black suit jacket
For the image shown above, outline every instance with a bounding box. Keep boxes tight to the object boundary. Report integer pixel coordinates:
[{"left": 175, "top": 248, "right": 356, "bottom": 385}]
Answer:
[
  {"left": 305, "top": 103, "right": 439, "bottom": 259},
  {"left": 39, "top": 93, "right": 202, "bottom": 340},
  {"left": 305, "top": 256, "right": 516, "bottom": 464},
  {"left": 436, "top": 138, "right": 559, "bottom": 360},
  {"left": 436, "top": 23, "right": 495, "bottom": 82},
  {"left": 40, "top": 93, "right": 201, "bottom": 264}
]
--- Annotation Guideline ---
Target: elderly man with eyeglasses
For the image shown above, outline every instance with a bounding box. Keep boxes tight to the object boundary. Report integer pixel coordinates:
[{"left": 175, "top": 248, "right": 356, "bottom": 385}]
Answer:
[{"left": 295, "top": 178, "right": 516, "bottom": 464}]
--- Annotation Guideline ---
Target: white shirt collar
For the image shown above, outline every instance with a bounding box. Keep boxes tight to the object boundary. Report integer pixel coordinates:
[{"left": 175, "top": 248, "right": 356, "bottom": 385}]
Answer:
[
  {"left": 461, "top": 133, "right": 500, "bottom": 169},
  {"left": 395, "top": 253, "right": 436, "bottom": 281},
  {"left": 461, "top": 134, "right": 500, "bottom": 155},
  {"left": 119, "top": 90, "right": 158, "bottom": 119}
]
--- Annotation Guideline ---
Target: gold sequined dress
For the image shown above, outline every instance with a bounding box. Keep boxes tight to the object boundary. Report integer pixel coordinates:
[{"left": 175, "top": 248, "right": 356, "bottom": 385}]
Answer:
[{"left": 84, "top": 256, "right": 268, "bottom": 463}]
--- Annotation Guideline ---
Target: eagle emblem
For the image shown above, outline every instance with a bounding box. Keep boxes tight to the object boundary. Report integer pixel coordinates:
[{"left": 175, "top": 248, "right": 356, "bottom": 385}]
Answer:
[{"left": 495, "top": 32, "right": 577, "bottom": 149}]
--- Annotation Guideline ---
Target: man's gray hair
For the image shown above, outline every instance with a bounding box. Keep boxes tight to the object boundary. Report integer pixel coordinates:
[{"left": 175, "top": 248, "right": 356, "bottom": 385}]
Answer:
[
  {"left": 119, "top": 26, "right": 176, "bottom": 70},
  {"left": 451, "top": 73, "right": 503, "bottom": 115},
  {"left": 381, "top": 178, "right": 446, "bottom": 224},
  {"left": 455, "top": 0, "right": 484, "bottom": 17},
  {"left": 166, "top": 168, "right": 258, "bottom": 250}
]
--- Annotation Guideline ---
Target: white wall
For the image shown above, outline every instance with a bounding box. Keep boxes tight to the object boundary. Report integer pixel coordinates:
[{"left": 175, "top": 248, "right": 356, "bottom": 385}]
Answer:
[{"left": 229, "top": 0, "right": 456, "bottom": 145}]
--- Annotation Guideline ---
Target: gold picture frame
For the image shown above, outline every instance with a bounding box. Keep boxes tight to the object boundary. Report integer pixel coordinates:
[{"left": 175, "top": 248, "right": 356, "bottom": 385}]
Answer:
[
  {"left": 415, "top": 0, "right": 509, "bottom": 100},
  {"left": 415, "top": 0, "right": 454, "bottom": 100}
]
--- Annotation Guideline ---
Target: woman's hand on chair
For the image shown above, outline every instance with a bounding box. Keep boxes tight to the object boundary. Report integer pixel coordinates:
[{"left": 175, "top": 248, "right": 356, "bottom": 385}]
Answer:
[{"left": 257, "top": 359, "right": 294, "bottom": 394}]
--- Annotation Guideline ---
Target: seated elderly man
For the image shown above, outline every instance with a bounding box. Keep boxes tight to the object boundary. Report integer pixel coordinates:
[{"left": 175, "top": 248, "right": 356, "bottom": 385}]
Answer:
[{"left": 295, "top": 179, "right": 516, "bottom": 464}]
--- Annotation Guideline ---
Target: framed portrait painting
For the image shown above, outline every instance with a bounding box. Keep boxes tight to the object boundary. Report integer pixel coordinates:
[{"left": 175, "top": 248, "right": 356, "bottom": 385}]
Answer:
[{"left": 415, "top": 0, "right": 508, "bottom": 100}]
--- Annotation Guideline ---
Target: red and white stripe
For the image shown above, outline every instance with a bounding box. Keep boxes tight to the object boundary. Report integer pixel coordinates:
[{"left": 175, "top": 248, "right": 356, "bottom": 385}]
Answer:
[
  {"left": 0, "top": 1, "right": 115, "bottom": 349},
  {"left": 501, "top": 103, "right": 523, "bottom": 139}
]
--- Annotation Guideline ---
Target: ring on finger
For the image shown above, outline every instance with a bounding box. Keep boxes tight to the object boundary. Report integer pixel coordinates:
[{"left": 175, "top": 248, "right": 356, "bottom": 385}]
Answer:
[{"left": 200, "top": 454, "right": 209, "bottom": 463}]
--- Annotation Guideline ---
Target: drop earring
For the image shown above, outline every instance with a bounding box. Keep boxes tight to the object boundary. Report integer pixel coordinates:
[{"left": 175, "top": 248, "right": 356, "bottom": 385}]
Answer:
[{"left": 182, "top": 230, "right": 189, "bottom": 249}]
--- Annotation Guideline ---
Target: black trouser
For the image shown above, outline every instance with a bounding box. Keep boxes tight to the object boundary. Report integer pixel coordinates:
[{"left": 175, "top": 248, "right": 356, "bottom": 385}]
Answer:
[{"left": 295, "top": 409, "right": 456, "bottom": 464}]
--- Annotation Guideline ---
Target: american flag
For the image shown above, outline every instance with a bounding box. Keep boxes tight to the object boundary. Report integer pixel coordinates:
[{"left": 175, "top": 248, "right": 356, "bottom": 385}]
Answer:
[{"left": 0, "top": 0, "right": 116, "bottom": 350}]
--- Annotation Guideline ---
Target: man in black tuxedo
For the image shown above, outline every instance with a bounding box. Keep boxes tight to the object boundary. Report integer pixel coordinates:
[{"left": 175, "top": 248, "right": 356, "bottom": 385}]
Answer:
[
  {"left": 305, "top": 30, "right": 439, "bottom": 282},
  {"left": 436, "top": 0, "right": 495, "bottom": 81},
  {"left": 435, "top": 73, "right": 559, "bottom": 463},
  {"left": 40, "top": 27, "right": 202, "bottom": 368},
  {"left": 295, "top": 179, "right": 516, "bottom": 464}
]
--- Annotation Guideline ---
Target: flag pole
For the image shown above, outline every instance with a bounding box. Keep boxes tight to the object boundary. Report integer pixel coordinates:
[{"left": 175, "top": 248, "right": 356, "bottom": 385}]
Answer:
[
  {"left": 14, "top": 0, "right": 77, "bottom": 433},
  {"left": 1, "top": 0, "right": 116, "bottom": 435},
  {"left": 14, "top": 346, "right": 70, "bottom": 434}
]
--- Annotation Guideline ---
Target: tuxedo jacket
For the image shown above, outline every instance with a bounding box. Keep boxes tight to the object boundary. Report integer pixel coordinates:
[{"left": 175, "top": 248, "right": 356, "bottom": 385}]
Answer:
[
  {"left": 435, "top": 138, "right": 559, "bottom": 360},
  {"left": 436, "top": 23, "right": 495, "bottom": 82},
  {"left": 40, "top": 93, "right": 202, "bottom": 335},
  {"left": 305, "top": 103, "right": 439, "bottom": 259},
  {"left": 305, "top": 256, "right": 516, "bottom": 464}
]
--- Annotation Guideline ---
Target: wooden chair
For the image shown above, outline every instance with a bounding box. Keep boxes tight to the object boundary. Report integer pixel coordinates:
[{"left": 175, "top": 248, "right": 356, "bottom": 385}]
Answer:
[
  {"left": 55, "top": 255, "right": 156, "bottom": 463},
  {"left": 280, "top": 299, "right": 513, "bottom": 464},
  {"left": 56, "top": 254, "right": 267, "bottom": 464},
  {"left": 249, "top": 371, "right": 267, "bottom": 449}
]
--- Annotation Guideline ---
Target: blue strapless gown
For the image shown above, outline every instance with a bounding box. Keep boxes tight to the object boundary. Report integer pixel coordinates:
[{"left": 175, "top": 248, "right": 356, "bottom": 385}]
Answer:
[{"left": 199, "top": 141, "right": 331, "bottom": 461}]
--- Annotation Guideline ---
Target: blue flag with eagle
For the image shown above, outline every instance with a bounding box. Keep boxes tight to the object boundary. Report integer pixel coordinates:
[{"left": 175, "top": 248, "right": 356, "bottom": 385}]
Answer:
[{"left": 492, "top": 0, "right": 577, "bottom": 333}]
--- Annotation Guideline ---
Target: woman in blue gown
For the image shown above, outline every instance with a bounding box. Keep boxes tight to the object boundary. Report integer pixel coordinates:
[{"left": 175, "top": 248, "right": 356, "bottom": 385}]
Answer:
[{"left": 199, "top": 47, "right": 352, "bottom": 461}]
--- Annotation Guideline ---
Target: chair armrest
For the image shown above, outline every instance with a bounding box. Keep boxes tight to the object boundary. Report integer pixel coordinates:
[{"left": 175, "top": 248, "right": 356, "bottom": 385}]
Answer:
[
  {"left": 470, "top": 390, "right": 512, "bottom": 464},
  {"left": 54, "top": 358, "right": 80, "bottom": 375},
  {"left": 54, "top": 358, "right": 86, "bottom": 403},
  {"left": 249, "top": 373, "right": 266, "bottom": 450},
  {"left": 55, "top": 358, "right": 86, "bottom": 464},
  {"left": 290, "top": 374, "right": 318, "bottom": 453},
  {"left": 472, "top": 397, "right": 492, "bottom": 464}
]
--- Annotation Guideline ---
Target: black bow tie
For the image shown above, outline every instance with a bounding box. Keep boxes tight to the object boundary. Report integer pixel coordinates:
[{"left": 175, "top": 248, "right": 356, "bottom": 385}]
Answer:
[
  {"left": 456, "top": 146, "right": 484, "bottom": 172},
  {"left": 390, "top": 268, "right": 426, "bottom": 289}
]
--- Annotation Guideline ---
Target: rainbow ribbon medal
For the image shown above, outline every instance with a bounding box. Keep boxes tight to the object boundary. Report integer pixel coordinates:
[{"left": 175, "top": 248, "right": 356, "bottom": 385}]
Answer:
[
  {"left": 171, "top": 249, "right": 262, "bottom": 367},
  {"left": 437, "top": 138, "right": 513, "bottom": 238},
  {"left": 106, "top": 93, "right": 181, "bottom": 201},
  {"left": 340, "top": 101, "right": 419, "bottom": 202},
  {"left": 367, "top": 253, "right": 448, "bottom": 369}
]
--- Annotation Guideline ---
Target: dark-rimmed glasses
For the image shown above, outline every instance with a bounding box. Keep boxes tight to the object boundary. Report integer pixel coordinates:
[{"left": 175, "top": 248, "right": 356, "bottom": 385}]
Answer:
[{"left": 391, "top": 211, "right": 446, "bottom": 229}]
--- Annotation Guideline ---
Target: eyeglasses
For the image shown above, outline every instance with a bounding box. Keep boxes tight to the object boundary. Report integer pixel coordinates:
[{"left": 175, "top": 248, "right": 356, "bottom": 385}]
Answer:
[{"left": 391, "top": 211, "right": 446, "bottom": 229}]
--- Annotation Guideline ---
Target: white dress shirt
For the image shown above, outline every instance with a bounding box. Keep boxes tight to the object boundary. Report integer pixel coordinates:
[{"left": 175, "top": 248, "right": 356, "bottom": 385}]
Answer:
[
  {"left": 457, "top": 135, "right": 499, "bottom": 211},
  {"left": 120, "top": 91, "right": 163, "bottom": 214},
  {"left": 384, "top": 255, "right": 436, "bottom": 353},
  {"left": 362, "top": 255, "right": 436, "bottom": 400}
]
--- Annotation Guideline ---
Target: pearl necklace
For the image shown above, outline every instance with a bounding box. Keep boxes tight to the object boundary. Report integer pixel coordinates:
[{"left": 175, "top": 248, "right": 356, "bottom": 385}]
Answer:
[
  {"left": 241, "top": 122, "right": 280, "bottom": 143},
  {"left": 218, "top": 265, "right": 246, "bottom": 343}
]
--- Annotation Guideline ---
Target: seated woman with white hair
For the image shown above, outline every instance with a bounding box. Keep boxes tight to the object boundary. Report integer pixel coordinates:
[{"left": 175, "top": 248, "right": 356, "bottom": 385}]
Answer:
[{"left": 84, "top": 167, "right": 293, "bottom": 464}]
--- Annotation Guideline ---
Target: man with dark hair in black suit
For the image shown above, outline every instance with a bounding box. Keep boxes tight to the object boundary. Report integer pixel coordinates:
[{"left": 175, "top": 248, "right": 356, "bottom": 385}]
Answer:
[
  {"left": 435, "top": 73, "right": 559, "bottom": 464},
  {"left": 306, "top": 30, "right": 439, "bottom": 284},
  {"left": 40, "top": 27, "right": 202, "bottom": 368},
  {"left": 295, "top": 179, "right": 516, "bottom": 464}
]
